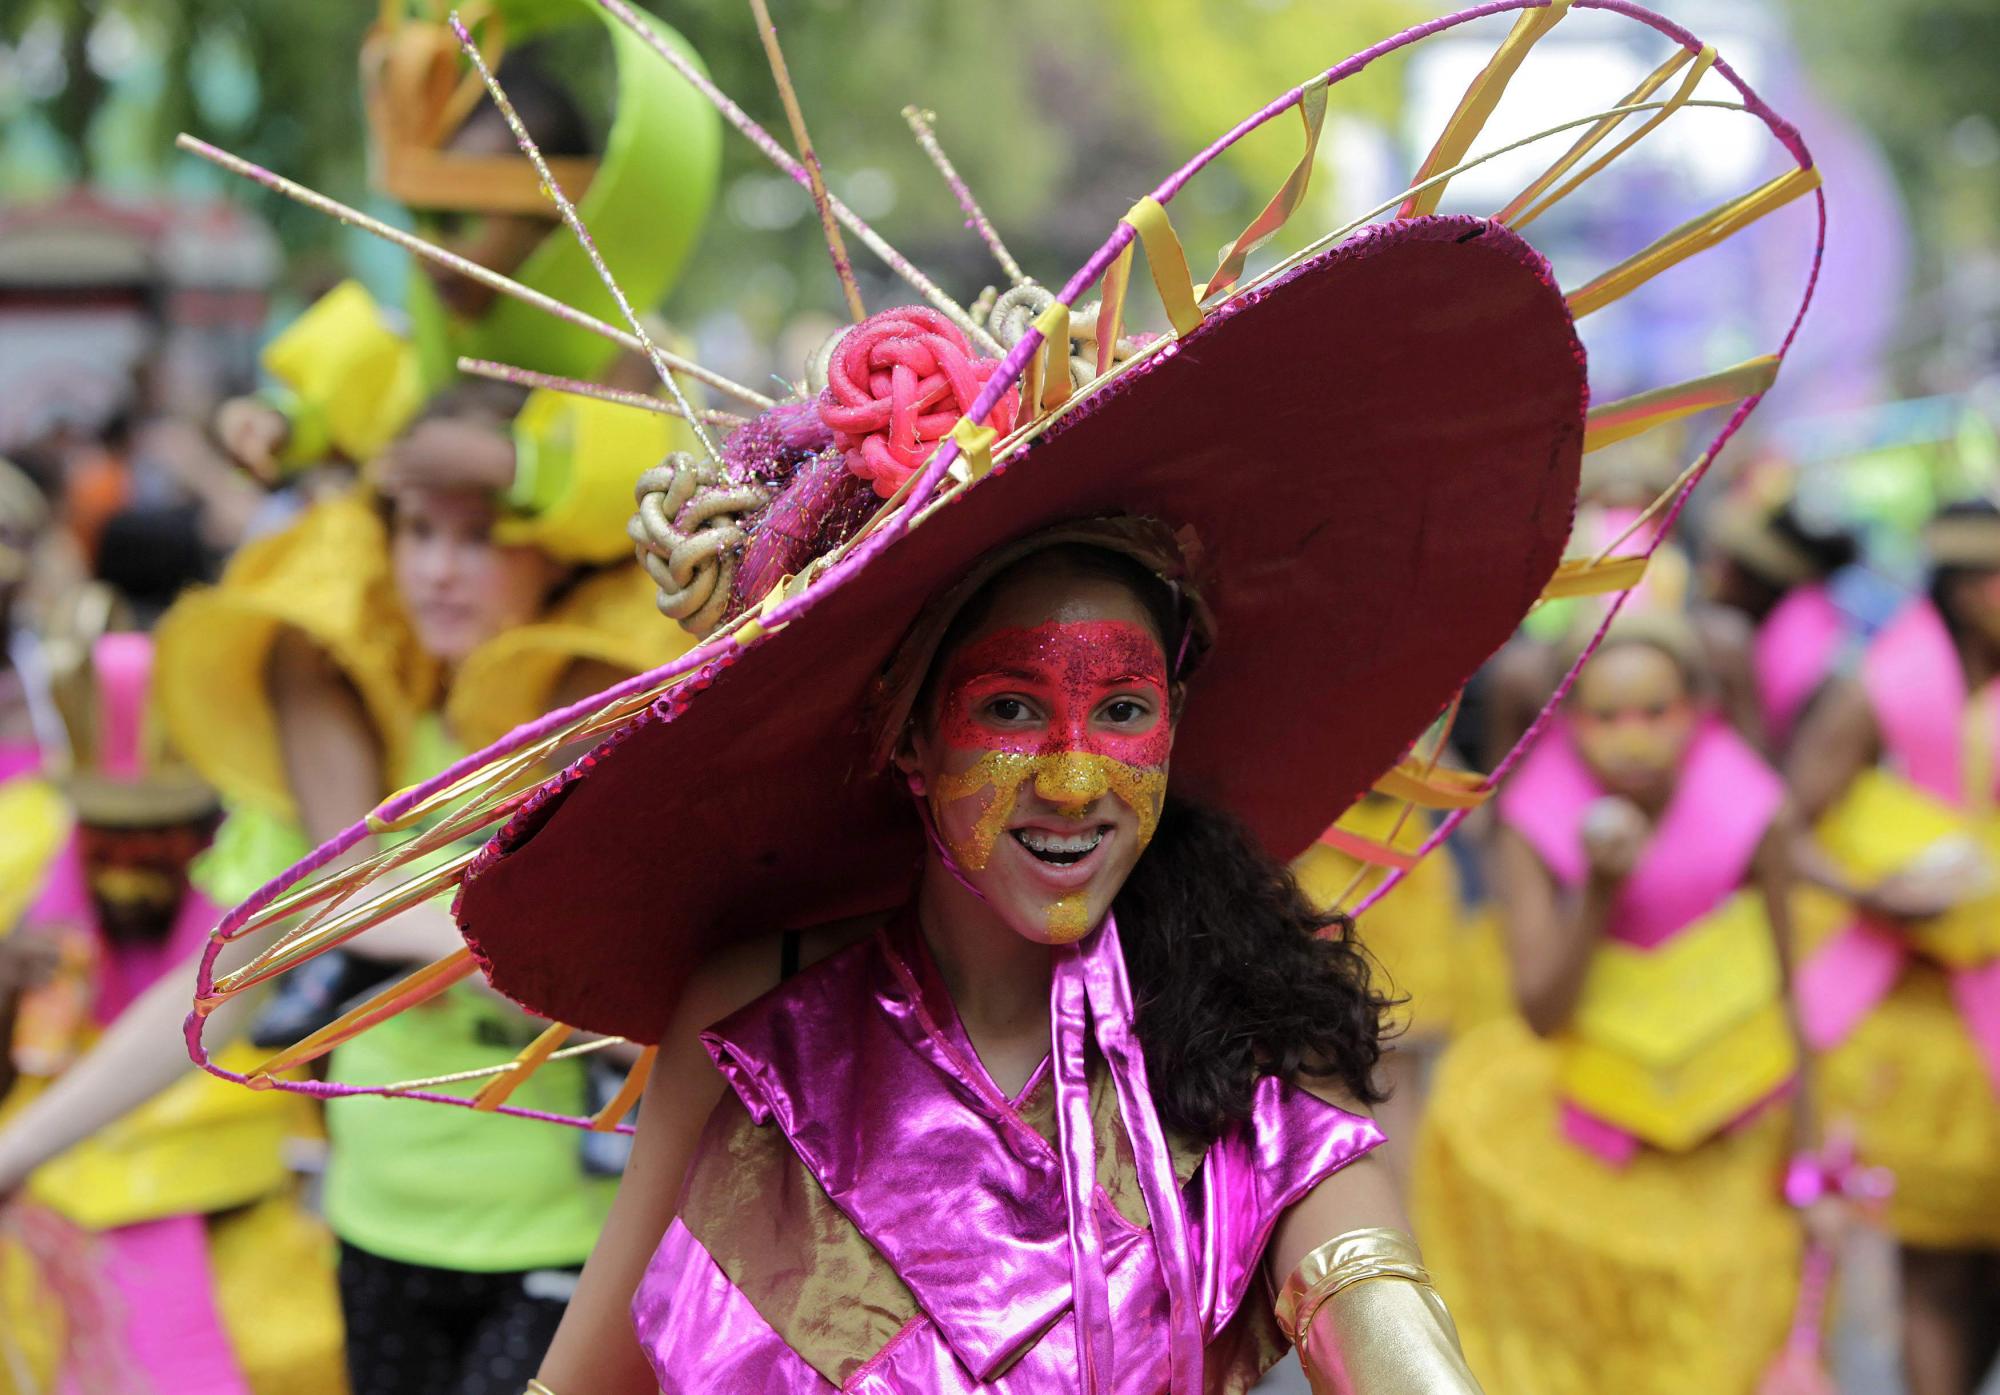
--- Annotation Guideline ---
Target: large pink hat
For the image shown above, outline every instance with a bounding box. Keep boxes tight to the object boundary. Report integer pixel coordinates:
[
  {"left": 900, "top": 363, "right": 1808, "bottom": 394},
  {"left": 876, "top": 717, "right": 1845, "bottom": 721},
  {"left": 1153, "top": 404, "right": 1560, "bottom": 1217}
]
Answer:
[
  {"left": 461, "top": 213, "right": 1586, "bottom": 1040},
  {"left": 191, "top": 0, "right": 1821, "bottom": 1122}
]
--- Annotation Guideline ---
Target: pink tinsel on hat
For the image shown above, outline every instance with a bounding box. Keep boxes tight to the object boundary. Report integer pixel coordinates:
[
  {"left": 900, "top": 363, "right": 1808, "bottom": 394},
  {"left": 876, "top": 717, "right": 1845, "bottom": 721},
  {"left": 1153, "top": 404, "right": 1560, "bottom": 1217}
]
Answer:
[{"left": 819, "top": 306, "right": 1019, "bottom": 498}]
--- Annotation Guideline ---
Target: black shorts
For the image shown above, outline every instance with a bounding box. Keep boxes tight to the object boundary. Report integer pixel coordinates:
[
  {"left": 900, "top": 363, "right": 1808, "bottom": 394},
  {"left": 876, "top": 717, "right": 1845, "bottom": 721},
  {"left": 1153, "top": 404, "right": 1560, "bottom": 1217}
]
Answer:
[{"left": 336, "top": 1241, "right": 580, "bottom": 1395}]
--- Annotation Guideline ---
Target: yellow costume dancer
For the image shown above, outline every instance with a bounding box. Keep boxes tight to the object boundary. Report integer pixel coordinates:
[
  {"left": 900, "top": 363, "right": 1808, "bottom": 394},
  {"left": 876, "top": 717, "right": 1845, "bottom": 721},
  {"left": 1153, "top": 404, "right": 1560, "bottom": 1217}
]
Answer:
[
  {"left": 1417, "top": 618, "right": 1809, "bottom": 1395},
  {"left": 1786, "top": 501, "right": 2000, "bottom": 1394},
  {"left": 0, "top": 624, "right": 342, "bottom": 1395}
]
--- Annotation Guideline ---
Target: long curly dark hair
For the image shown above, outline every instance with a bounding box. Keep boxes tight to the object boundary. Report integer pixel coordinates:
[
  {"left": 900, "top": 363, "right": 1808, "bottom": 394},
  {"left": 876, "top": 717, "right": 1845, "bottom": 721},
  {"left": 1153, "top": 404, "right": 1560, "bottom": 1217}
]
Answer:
[
  {"left": 1117, "top": 797, "right": 1392, "bottom": 1140},
  {"left": 914, "top": 539, "right": 1392, "bottom": 1141}
]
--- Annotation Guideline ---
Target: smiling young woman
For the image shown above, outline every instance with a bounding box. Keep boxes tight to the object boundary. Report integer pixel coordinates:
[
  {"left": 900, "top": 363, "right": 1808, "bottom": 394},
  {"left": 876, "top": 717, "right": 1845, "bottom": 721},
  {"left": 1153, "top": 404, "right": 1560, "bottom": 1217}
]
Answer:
[{"left": 528, "top": 516, "right": 1470, "bottom": 1395}]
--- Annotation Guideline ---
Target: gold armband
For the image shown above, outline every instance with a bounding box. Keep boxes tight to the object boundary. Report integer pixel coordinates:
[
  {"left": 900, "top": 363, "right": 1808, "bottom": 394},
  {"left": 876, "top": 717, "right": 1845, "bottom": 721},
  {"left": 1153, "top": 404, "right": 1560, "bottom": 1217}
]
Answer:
[
  {"left": 1276, "top": 1227, "right": 1484, "bottom": 1394},
  {"left": 524, "top": 1381, "right": 559, "bottom": 1395}
]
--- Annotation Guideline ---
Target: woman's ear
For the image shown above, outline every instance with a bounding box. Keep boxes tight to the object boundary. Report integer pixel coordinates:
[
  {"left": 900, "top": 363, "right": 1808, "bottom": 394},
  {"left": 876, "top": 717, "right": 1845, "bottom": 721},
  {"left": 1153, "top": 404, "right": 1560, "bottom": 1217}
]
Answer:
[
  {"left": 891, "top": 728, "right": 927, "bottom": 798},
  {"left": 1168, "top": 680, "right": 1189, "bottom": 727}
]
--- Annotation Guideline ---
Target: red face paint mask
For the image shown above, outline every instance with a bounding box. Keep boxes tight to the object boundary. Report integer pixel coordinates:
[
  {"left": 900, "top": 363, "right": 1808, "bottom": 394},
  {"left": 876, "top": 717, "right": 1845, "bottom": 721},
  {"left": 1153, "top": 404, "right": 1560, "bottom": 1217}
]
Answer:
[
  {"left": 931, "top": 619, "right": 1168, "bottom": 859},
  {"left": 937, "top": 619, "right": 1172, "bottom": 765},
  {"left": 928, "top": 620, "right": 1173, "bottom": 940}
]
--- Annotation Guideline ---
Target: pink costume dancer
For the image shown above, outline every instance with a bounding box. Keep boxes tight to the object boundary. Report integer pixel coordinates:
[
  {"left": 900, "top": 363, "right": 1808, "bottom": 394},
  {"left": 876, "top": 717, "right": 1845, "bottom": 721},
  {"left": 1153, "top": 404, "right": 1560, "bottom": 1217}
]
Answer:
[
  {"left": 175, "top": 2, "right": 1823, "bottom": 1390},
  {"left": 1501, "top": 712, "right": 1795, "bottom": 1161},
  {"left": 640, "top": 912, "right": 1385, "bottom": 1391},
  {"left": 5, "top": 630, "right": 342, "bottom": 1395}
]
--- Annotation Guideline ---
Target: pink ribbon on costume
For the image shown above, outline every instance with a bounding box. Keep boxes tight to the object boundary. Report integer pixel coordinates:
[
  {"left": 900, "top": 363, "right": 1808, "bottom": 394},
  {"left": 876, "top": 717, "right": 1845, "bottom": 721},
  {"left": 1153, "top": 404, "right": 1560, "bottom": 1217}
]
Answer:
[
  {"left": 1752, "top": 583, "right": 1845, "bottom": 745},
  {"left": 1050, "top": 954, "right": 1114, "bottom": 1393},
  {"left": 1049, "top": 913, "right": 1207, "bottom": 1393},
  {"left": 1795, "top": 919, "right": 1905, "bottom": 1054},
  {"left": 1074, "top": 912, "right": 1205, "bottom": 1391}
]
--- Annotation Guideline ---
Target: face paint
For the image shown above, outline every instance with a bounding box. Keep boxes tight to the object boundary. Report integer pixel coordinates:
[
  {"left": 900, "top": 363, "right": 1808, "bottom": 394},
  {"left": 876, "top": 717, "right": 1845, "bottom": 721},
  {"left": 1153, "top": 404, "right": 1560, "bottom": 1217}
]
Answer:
[
  {"left": 929, "top": 619, "right": 1170, "bottom": 892},
  {"left": 1045, "top": 893, "right": 1092, "bottom": 941}
]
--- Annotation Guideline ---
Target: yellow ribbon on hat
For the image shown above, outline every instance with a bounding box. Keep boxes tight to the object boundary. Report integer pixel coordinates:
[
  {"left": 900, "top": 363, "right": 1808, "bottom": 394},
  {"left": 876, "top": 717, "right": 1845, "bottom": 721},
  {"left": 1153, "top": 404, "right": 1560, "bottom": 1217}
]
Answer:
[
  {"left": 1121, "top": 197, "right": 1205, "bottom": 337},
  {"left": 1567, "top": 165, "right": 1823, "bottom": 319},
  {"left": 1020, "top": 299, "right": 1075, "bottom": 423},
  {"left": 1373, "top": 760, "right": 1492, "bottom": 811},
  {"left": 472, "top": 1020, "right": 575, "bottom": 1110},
  {"left": 1318, "top": 823, "right": 1420, "bottom": 872},
  {"left": 950, "top": 415, "right": 1001, "bottom": 483},
  {"left": 1401, "top": 0, "right": 1573, "bottom": 219},
  {"left": 589, "top": 1045, "right": 656, "bottom": 1130},
  {"left": 1094, "top": 241, "right": 1136, "bottom": 379},
  {"left": 1583, "top": 355, "right": 1780, "bottom": 454},
  {"left": 1499, "top": 43, "right": 1717, "bottom": 229},
  {"left": 1540, "top": 554, "right": 1650, "bottom": 601},
  {"left": 1204, "top": 75, "right": 1330, "bottom": 304}
]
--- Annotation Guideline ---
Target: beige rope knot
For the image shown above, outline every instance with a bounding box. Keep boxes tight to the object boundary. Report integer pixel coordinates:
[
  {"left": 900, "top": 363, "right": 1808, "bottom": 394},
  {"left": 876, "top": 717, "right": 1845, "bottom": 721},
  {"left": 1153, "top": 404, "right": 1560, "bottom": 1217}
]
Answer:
[
  {"left": 987, "top": 284, "right": 1142, "bottom": 384},
  {"left": 629, "top": 450, "right": 769, "bottom": 638}
]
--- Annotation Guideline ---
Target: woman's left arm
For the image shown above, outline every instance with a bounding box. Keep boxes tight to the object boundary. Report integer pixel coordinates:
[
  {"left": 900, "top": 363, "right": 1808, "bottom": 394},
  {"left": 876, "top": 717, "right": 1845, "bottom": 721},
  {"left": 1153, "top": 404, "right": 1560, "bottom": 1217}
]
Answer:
[{"left": 1268, "top": 1083, "right": 1485, "bottom": 1393}]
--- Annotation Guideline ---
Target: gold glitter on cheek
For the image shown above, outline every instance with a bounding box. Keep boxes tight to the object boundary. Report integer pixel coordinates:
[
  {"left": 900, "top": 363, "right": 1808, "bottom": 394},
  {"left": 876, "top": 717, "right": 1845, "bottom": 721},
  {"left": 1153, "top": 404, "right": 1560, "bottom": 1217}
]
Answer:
[
  {"left": 1105, "top": 765, "right": 1167, "bottom": 850},
  {"left": 1046, "top": 894, "right": 1092, "bottom": 942},
  {"left": 933, "top": 752, "right": 1037, "bottom": 871}
]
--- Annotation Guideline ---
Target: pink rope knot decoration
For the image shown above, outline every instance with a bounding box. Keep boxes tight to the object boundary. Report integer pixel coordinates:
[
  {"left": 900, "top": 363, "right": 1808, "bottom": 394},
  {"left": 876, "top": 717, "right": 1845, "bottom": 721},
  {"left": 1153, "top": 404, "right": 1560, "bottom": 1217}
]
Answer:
[{"left": 818, "top": 306, "right": 1020, "bottom": 498}]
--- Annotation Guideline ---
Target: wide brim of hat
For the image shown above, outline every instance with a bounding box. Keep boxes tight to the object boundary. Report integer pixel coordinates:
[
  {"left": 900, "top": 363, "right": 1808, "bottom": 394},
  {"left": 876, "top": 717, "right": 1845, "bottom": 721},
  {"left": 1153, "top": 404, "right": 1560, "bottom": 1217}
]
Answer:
[{"left": 457, "top": 213, "right": 1585, "bottom": 1043}]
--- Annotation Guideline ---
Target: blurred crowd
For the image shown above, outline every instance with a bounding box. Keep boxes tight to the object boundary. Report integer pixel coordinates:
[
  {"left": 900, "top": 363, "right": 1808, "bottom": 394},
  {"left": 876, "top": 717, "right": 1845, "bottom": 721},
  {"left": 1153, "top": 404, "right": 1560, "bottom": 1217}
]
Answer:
[{"left": 1, "top": 2, "right": 1999, "bottom": 1394}]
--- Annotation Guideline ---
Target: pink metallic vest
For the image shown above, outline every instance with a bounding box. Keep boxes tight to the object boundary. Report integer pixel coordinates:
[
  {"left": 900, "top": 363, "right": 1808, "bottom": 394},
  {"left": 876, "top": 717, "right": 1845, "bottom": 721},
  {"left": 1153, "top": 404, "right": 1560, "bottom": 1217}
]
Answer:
[{"left": 632, "top": 918, "right": 1382, "bottom": 1392}]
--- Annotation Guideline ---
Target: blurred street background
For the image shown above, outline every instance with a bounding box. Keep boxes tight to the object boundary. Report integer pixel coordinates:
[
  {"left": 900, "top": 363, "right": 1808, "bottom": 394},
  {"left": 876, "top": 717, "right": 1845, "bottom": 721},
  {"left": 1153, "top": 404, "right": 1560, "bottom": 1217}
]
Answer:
[{"left": 3, "top": 1, "right": 1999, "bottom": 1392}]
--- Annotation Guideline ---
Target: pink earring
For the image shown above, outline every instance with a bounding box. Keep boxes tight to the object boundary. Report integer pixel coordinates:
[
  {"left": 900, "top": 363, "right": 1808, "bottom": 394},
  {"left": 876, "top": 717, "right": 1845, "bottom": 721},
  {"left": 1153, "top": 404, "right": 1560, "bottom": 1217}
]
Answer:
[{"left": 905, "top": 771, "right": 928, "bottom": 798}]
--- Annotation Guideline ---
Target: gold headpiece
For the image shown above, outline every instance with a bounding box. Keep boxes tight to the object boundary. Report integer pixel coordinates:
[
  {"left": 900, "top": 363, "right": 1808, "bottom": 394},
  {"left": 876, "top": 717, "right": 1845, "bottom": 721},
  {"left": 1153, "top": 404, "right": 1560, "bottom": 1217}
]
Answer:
[
  {"left": 361, "top": 2, "right": 594, "bottom": 217},
  {"left": 43, "top": 587, "right": 216, "bottom": 828},
  {"left": 1924, "top": 509, "right": 2000, "bottom": 571},
  {"left": 1708, "top": 497, "right": 1821, "bottom": 588},
  {"left": 1560, "top": 608, "right": 1706, "bottom": 687}
]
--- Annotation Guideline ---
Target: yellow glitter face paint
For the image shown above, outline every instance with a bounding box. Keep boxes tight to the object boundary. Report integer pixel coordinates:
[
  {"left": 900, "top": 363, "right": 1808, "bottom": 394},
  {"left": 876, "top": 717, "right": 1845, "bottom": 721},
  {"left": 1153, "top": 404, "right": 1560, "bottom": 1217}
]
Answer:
[
  {"left": 1046, "top": 894, "right": 1092, "bottom": 942},
  {"left": 932, "top": 751, "right": 1168, "bottom": 872},
  {"left": 927, "top": 620, "right": 1173, "bottom": 936}
]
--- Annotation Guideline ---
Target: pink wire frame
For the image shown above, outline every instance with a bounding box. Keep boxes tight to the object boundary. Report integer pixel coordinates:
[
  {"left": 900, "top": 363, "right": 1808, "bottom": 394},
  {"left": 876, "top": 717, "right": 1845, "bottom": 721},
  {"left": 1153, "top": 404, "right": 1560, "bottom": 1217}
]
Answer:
[{"left": 187, "top": 0, "right": 1825, "bottom": 1128}]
